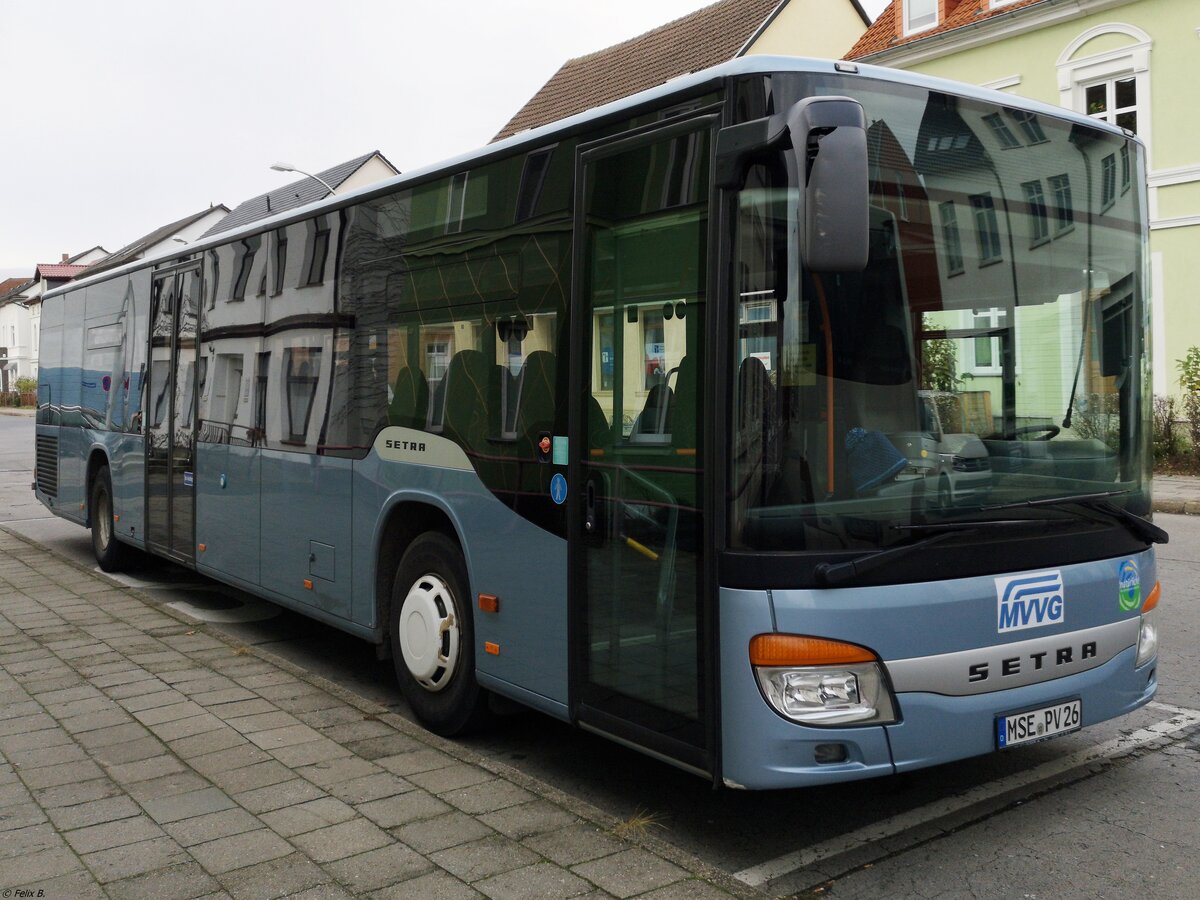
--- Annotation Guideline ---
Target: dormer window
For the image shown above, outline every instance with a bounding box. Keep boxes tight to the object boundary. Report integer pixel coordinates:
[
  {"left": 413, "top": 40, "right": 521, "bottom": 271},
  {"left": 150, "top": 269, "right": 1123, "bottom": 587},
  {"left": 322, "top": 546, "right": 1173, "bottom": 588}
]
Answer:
[{"left": 904, "top": 0, "right": 938, "bottom": 36}]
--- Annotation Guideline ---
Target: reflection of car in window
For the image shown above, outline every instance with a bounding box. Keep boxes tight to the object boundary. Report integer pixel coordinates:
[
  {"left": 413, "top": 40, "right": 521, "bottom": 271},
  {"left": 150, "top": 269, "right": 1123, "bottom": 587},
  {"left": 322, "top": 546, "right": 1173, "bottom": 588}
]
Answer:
[
  {"left": 919, "top": 391, "right": 991, "bottom": 506},
  {"left": 868, "top": 392, "right": 991, "bottom": 506}
]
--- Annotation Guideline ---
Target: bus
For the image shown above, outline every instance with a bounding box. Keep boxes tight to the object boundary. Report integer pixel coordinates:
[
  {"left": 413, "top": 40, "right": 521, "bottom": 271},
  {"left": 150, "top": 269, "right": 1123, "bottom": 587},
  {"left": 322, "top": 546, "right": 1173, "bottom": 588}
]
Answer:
[{"left": 34, "top": 56, "right": 1164, "bottom": 789}]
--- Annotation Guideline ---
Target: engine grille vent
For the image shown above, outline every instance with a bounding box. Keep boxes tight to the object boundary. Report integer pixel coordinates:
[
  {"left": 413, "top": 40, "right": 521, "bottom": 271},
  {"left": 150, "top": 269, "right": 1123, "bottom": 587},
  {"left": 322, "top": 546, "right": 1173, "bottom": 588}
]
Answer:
[{"left": 35, "top": 434, "right": 58, "bottom": 498}]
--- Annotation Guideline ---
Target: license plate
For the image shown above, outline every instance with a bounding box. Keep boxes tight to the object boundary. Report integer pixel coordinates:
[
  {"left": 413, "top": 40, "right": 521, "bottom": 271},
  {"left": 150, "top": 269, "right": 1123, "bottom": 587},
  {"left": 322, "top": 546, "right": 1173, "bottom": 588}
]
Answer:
[{"left": 997, "top": 699, "right": 1081, "bottom": 749}]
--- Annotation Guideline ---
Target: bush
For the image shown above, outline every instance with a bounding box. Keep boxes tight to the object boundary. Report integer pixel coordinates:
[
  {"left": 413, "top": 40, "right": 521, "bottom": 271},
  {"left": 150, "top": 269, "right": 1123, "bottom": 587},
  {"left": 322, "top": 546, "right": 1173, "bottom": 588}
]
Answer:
[
  {"left": 1177, "top": 347, "right": 1200, "bottom": 471},
  {"left": 1153, "top": 394, "right": 1184, "bottom": 463},
  {"left": 14, "top": 376, "right": 36, "bottom": 393}
]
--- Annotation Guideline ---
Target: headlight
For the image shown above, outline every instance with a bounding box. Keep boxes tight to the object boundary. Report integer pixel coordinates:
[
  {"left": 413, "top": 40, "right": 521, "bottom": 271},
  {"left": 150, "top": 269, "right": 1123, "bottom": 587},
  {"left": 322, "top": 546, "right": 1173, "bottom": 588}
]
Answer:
[
  {"left": 755, "top": 662, "right": 897, "bottom": 725},
  {"left": 750, "top": 634, "right": 898, "bottom": 726},
  {"left": 1136, "top": 610, "right": 1157, "bottom": 667}
]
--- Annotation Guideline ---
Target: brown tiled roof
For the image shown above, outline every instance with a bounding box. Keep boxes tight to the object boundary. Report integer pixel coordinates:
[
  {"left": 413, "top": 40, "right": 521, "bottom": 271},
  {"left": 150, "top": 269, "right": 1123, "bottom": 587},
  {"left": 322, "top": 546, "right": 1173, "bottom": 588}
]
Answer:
[
  {"left": 494, "top": 0, "right": 786, "bottom": 141},
  {"left": 0, "top": 278, "right": 29, "bottom": 298},
  {"left": 34, "top": 263, "right": 89, "bottom": 281},
  {"left": 846, "top": 0, "right": 1047, "bottom": 60}
]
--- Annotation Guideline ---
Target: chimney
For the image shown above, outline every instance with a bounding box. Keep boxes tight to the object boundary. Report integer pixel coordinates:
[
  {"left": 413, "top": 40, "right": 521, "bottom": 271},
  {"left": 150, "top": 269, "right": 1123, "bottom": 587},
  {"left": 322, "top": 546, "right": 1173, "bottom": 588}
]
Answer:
[{"left": 61, "top": 252, "right": 69, "bottom": 263}]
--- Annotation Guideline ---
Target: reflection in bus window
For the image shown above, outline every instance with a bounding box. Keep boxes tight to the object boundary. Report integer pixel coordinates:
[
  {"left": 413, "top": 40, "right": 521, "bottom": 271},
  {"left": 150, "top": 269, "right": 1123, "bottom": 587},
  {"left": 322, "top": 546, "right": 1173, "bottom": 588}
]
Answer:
[{"left": 284, "top": 348, "right": 322, "bottom": 443}]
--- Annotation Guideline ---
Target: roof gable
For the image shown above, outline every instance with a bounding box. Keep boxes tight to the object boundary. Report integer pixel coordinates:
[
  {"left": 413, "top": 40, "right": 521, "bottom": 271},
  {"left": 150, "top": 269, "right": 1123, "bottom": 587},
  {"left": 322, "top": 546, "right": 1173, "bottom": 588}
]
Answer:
[
  {"left": 494, "top": 0, "right": 787, "bottom": 142},
  {"left": 89, "top": 205, "right": 231, "bottom": 275},
  {"left": 846, "top": 0, "right": 1049, "bottom": 59},
  {"left": 202, "top": 151, "right": 396, "bottom": 238}
]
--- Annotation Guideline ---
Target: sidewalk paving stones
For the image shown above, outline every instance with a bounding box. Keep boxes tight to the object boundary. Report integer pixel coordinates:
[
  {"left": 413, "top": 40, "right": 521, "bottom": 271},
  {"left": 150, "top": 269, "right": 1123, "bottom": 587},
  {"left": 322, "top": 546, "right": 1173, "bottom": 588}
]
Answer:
[{"left": 0, "top": 527, "right": 754, "bottom": 898}]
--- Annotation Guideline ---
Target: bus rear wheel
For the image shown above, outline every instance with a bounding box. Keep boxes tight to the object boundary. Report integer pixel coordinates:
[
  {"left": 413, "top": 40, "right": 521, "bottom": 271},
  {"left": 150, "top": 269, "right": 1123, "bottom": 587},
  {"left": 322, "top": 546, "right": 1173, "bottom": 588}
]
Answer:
[
  {"left": 389, "top": 532, "right": 489, "bottom": 735},
  {"left": 90, "top": 465, "right": 130, "bottom": 572}
]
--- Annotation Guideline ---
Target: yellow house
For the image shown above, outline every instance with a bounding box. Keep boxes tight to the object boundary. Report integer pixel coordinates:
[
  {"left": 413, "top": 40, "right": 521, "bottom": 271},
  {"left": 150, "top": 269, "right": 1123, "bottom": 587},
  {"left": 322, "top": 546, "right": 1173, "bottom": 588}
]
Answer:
[{"left": 846, "top": 0, "right": 1200, "bottom": 399}]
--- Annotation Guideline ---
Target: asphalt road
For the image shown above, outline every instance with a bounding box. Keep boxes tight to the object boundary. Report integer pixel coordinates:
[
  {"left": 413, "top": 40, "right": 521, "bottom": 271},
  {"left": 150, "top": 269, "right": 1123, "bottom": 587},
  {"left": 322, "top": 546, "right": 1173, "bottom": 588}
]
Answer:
[{"left": 3, "top": 412, "right": 1198, "bottom": 898}]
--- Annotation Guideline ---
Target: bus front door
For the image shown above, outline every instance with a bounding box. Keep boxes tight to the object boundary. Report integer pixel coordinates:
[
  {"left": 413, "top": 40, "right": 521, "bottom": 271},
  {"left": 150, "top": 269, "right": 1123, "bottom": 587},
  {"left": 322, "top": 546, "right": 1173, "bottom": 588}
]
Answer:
[
  {"left": 145, "top": 264, "right": 200, "bottom": 563},
  {"left": 570, "top": 117, "right": 716, "bottom": 779}
]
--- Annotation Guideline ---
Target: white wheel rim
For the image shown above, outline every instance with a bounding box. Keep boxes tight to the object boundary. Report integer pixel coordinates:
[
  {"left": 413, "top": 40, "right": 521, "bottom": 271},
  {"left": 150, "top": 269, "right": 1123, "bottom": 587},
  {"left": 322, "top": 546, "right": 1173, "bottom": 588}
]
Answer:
[
  {"left": 96, "top": 489, "right": 111, "bottom": 550},
  {"left": 398, "top": 572, "right": 460, "bottom": 692}
]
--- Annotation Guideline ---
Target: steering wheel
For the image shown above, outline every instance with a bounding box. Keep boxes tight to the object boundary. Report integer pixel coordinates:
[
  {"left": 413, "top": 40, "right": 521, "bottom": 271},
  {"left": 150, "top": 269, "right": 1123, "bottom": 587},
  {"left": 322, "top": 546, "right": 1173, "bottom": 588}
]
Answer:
[{"left": 1013, "top": 424, "right": 1060, "bottom": 441}]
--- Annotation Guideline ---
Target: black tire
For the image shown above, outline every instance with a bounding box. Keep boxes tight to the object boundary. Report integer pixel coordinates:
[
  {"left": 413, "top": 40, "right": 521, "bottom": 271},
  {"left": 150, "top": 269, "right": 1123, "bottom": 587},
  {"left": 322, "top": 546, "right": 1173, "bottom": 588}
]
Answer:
[
  {"left": 90, "top": 465, "right": 130, "bottom": 572},
  {"left": 389, "top": 532, "right": 490, "bottom": 735}
]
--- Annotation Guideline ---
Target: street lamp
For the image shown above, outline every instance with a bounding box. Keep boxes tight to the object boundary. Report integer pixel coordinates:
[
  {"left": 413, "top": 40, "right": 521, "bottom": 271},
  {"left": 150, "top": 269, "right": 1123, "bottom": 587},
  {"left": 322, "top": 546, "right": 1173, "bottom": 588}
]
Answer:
[{"left": 269, "top": 162, "right": 336, "bottom": 195}]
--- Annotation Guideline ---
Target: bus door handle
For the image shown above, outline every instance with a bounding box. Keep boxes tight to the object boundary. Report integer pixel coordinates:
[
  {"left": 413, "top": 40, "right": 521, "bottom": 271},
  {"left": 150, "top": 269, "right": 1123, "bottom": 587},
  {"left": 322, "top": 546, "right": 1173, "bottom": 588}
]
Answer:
[{"left": 584, "top": 479, "right": 597, "bottom": 533}]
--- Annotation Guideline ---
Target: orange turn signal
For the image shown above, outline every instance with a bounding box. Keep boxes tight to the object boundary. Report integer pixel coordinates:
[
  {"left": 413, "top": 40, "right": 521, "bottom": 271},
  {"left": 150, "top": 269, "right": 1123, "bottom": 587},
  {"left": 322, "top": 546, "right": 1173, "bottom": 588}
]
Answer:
[
  {"left": 478, "top": 594, "right": 499, "bottom": 613},
  {"left": 749, "top": 634, "right": 878, "bottom": 667},
  {"left": 1143, "top": 581, "right": 1161, "bottom": 613},
  {"left": 303, "top": 579, "right": 313, "bottom": 590},
  {"left": 485, "top": 642, "right": 500, "bottom": 655}
]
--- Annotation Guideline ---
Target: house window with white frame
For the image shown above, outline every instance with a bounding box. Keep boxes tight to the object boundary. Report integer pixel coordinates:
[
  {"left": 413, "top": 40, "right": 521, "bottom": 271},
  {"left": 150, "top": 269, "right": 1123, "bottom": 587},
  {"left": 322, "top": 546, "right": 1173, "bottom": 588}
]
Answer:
[
  {"left": 1085, "top": 76, "right": 1138, "bottom": 134},
  {"left": 1057, "top": 25, "right": 1151, "bottom": 163},
  {"left": 969, "top": 308, "right": 1006, "bottom": 375},
  {"left": 903, "top": 0, "right": 937, "bottom": 35}
]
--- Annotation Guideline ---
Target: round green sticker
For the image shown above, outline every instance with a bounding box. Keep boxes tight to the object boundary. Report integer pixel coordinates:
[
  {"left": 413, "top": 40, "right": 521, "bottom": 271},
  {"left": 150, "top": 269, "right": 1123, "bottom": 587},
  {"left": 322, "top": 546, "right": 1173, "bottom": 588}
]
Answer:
[{"left": 1118, "top": 560, "right": 1141, "bottom": 612}]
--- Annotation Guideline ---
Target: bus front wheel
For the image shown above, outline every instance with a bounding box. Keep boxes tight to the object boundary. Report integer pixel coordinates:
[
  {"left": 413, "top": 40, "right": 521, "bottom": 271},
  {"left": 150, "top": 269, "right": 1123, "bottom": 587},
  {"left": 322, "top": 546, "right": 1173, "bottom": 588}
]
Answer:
[
  {"left": 90, "top": 466, "right": 130, "bottom": 572},
  {"left": 389, "top": 533, "right": 489, "bottom": 735}
]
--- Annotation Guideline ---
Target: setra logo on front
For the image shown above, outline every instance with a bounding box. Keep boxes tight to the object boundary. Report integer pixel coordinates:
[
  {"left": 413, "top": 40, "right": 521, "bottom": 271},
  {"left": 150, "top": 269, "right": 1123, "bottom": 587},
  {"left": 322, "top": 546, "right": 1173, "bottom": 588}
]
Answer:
[{"left": 995, "top": 570, "right": 1065, "bottom": 633}]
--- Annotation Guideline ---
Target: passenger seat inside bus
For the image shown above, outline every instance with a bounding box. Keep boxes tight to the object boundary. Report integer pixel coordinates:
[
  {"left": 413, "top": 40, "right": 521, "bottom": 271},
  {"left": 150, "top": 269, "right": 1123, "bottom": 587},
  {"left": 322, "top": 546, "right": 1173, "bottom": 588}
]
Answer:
[
  {"left": 388, "top": 366, "right": 429, "bottom": 430},
  {"left": 440, "top": 348, "right": 492, "bottom": 442},
  {"left": 515, "top": 350, "right": 555, "bottom": 453},
  {"left": 631, "top": 381, "right": 673, "bottom": 441}
]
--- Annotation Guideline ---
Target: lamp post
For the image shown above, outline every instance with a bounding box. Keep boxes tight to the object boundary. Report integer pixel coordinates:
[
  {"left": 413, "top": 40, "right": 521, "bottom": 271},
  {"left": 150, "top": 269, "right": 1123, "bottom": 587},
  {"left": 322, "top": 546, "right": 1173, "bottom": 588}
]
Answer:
[{"left": 269, "top": 162, "right": 337, "bottom": 195}]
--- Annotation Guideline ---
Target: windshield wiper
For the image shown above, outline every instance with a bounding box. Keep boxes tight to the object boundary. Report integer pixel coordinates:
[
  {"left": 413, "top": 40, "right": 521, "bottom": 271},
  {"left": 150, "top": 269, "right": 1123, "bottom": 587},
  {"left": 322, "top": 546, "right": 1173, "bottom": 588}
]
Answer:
[
  {"left": 1073, "top": 498, "right": 1168, "bottom": 544},
  {"left": 815, "top": 529, "right": 967, "bottom": 586},
  {"left": 982, "top": 490, "right": 1167, "bottom": 545}
]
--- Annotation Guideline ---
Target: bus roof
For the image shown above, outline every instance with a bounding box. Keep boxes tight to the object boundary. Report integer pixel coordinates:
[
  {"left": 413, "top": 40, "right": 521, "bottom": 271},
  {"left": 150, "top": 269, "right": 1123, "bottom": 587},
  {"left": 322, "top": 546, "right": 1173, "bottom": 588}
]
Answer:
[{"left": 50, "top": 55, "right": 1133, "bottom": 300}]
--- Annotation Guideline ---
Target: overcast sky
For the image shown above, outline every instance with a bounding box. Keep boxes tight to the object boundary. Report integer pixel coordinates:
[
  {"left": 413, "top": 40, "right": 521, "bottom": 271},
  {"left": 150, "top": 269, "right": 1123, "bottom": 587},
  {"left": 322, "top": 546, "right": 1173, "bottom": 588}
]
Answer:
[{"left": 0, "top": 0, "right": 886, "bottom": 277}]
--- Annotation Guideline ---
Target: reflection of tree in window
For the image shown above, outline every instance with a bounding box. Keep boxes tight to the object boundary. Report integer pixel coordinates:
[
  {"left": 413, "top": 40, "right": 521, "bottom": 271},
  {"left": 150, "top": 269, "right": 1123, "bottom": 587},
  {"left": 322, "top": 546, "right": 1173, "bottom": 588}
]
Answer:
[{"left": 285, "top": 348, "right": 322, "bottom": 443}]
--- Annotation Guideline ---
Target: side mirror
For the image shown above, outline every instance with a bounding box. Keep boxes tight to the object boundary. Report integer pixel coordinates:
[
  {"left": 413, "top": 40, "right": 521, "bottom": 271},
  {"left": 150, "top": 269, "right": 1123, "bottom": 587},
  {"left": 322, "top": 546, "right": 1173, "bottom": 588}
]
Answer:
[{"left": 786, "top": 97, "right": 869, "bottom": 273}]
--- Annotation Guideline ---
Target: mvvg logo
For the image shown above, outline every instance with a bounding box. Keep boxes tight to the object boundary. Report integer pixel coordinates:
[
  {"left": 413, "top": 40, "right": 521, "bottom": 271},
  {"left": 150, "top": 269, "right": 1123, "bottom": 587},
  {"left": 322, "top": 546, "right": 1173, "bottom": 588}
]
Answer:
[{"left": 995, "top": 570, "right": 1065, "bottom": 633}]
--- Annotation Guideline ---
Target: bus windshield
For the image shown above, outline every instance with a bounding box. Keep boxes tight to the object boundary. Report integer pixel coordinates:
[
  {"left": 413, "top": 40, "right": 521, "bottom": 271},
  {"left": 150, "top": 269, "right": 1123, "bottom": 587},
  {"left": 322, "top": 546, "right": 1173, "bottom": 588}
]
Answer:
[{"left": 729, "top": 76, "right": 1150, "bottom": 553}]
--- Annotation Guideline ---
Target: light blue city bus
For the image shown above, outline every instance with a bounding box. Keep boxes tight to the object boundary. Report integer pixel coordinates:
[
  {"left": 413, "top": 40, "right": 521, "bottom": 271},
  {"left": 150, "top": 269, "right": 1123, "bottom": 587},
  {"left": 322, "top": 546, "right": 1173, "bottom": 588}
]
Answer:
[{"left": 34, "top": 57, "right": 1165, "bottom": 789}]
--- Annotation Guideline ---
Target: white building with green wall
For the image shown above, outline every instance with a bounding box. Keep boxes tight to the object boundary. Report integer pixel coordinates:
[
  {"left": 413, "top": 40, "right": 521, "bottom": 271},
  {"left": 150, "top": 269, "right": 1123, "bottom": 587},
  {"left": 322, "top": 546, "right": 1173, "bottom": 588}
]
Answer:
[{"left": 847, "top": 0, "right": 1200, "bottom": 399}]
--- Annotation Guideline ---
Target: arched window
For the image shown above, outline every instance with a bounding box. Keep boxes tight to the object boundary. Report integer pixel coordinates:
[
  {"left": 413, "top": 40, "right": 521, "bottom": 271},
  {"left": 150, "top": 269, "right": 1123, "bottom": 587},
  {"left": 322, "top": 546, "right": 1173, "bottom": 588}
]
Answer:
[{"left": 1057, "top": 24, "right": 1152, "bottom": 155}]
